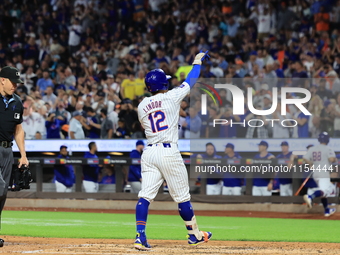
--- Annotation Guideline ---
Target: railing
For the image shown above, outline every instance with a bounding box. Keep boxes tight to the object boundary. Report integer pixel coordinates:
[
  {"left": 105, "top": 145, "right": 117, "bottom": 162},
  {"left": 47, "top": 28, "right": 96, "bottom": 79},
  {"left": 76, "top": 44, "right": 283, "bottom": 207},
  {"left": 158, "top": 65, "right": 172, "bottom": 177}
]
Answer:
[{"left": 7, "top": 157, "right": 340, "bottom": 204}]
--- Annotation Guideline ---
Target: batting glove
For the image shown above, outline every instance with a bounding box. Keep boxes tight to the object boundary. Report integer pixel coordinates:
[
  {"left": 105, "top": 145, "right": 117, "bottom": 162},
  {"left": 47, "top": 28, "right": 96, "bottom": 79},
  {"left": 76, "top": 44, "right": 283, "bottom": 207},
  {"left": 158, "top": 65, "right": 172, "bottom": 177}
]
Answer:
[{"left": 192, "top": 50, "right": 210, "bottom": 65}]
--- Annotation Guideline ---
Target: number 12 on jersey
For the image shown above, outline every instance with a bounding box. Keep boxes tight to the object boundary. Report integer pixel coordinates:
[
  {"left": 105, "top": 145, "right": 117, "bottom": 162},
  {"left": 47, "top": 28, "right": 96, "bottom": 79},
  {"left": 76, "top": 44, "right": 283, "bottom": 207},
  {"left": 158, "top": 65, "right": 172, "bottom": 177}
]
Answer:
[{"left": 148, "top": 111, "right": 168, "bottom": 133}]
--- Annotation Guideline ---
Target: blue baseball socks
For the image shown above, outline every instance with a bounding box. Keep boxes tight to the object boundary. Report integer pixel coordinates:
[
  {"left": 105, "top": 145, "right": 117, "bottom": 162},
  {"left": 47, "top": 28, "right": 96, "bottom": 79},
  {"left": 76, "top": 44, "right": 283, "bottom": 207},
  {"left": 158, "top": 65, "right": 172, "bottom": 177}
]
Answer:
[
  {"left": 178, "top": 201, "right": 202, "bottom": 239},
  {"left": 136, "top": 198, "right": 150, "bottom": 233},
  {"left": 310, "top": 190, "right": 323, "bottom": 199},
  {"left": 310, "top": 190, "right": 328, "bottom": 210}
]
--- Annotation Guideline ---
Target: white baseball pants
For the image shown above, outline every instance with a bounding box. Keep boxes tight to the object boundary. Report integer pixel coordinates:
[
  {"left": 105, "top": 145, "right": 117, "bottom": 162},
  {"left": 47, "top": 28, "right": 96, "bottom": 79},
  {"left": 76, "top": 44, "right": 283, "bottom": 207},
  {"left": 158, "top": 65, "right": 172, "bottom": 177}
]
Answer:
[
  {"left": 55, "top": 180, "right": 72, "bottom": 193},
  {"left": 138, "top": 144, "right": 190, "bottom": 203}
]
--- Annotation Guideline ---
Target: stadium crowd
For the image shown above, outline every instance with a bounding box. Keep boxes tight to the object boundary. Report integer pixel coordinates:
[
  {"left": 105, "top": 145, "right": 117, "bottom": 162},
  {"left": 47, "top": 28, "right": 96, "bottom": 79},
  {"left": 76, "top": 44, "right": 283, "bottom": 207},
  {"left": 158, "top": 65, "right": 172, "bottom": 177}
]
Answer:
[{"left": 1, "top": 0, "right": 340, "bottom": 139}]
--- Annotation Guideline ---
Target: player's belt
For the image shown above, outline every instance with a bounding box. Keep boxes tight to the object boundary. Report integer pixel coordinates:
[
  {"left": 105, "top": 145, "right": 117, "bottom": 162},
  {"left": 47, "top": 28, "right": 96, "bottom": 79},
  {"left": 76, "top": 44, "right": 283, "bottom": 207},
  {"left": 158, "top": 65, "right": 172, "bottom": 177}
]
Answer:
[
  {"left": 0, "top": 141, "right": 13, "bottom": 148},
  {"left": 148, "top": 143, "right": 173, "bottom": 148}
]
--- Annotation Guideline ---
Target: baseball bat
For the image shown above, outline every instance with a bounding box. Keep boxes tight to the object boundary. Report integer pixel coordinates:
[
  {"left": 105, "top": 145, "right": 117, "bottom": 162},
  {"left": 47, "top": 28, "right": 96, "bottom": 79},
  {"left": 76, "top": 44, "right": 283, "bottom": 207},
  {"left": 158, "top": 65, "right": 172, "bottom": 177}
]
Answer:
[{"left": 294, "top": 170, "right": 314, "bottom": 196}]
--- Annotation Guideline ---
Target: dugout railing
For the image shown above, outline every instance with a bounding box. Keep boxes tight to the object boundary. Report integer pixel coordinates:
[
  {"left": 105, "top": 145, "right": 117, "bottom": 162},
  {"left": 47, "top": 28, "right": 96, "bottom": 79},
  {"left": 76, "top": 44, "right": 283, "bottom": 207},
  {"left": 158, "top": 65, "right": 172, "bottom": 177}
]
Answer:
[{"left": 7, "top": 157, "right": 340, "bottom": 205}]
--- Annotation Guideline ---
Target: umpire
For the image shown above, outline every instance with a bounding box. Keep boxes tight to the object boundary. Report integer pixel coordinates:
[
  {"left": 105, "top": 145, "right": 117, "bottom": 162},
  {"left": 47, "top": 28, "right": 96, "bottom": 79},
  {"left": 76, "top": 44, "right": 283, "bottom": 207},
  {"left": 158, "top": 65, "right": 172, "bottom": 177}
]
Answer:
[{"left": 0, "top": 66, "right": 28, "bottom": 247}]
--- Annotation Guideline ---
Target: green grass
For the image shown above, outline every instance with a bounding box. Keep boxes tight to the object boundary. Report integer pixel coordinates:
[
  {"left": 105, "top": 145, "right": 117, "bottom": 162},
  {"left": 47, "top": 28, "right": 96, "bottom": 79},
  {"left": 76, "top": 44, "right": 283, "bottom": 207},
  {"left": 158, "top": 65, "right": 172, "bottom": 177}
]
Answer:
[{"left": 1, "top": 210, "right": 340, "bottom": 242}]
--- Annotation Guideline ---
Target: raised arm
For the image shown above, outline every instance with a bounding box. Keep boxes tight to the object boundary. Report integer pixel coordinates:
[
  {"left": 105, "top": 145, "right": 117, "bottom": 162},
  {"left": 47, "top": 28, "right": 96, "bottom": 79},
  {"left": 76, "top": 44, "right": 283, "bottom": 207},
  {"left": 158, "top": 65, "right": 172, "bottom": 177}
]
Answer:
[
  {"left": 185, "top": 51, "right": 210, "bottom": 89},
  {"left": 168, "top": 51, "right": 210, "bottom": 104}
]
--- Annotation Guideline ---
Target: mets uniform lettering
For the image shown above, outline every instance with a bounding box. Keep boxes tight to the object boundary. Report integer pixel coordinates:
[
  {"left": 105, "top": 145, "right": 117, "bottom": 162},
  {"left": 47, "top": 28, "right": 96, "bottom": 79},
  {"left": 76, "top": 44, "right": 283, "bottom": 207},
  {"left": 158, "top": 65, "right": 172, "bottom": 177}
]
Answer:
[
  {"left": 138, "top": 82, "right": 190, "bottom": 145},
  {"left": 137, "top": 82, "right": 190, "bottom": 203},
  {"left": 134, "top": 52, "right": 212, "bottom": 251}
]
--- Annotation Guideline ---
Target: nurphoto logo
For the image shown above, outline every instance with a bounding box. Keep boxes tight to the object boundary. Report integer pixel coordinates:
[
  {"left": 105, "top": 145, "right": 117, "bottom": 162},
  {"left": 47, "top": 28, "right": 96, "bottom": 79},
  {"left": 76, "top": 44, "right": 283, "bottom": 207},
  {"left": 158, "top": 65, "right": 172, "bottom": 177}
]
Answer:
[{"left": 200, "top": 84, "right": 312, "bottom": 128}]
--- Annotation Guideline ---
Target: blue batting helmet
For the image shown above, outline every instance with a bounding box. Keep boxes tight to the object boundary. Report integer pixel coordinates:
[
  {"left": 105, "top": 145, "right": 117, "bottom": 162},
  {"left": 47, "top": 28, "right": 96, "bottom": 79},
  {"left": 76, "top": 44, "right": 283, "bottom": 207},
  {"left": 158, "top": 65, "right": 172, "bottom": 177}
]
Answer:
[
  {"left": 145, "top": 69, "right": 171, "bottom": 92},
  {"left": 318, "top": 132, "right": 330, "bottom": 144}
]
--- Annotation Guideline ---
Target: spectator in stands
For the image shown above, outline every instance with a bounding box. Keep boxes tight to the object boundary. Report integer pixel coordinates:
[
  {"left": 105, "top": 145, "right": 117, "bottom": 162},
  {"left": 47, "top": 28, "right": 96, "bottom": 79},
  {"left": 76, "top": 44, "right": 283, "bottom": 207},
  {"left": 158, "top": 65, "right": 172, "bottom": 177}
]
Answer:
[
  {"left": 293, "top": 104, "right": 310, "bottom": 138},
  {"left": 183, "top": 107, "right": 201, "bottom": 138},
  {"left": 121, "top": 73, "right": 137, "bottom": 100},
  {"left": 317, "top": 78, "right": 333, "bottom": 100},
  {"left": 291, "top": 61, "right": 308, "bottom": 88},
  {"left": 45, "top": 113, "right": 64, "bottom": 139},
  {"left": 42, "top": 86, "right": 57, "bottom": 106},
  {"left": 92, "top": 91, "right": 106, "bottom": 114},
  {"left": 54, "top": 99, "right": 70, "bottom": 123},
  {"left": 257, "top": 8, "right": 272, "bottom": 40},
  {"left": 74, "top": 101, "right": 85, "bottom": 116},
  {"left": 276, "top": 142, "right": 293, "bottom": 196},
  {"left": 22, "top": 100, "right": 46, "bottom": 139},
  {"left": 37, "top": 70, "right": 53, "bottom": 93},
  {"left": 114, "top": 119, "right": 131, "bottom": 138},
  {"left": 197, "top": 143, "right": 222, "bottom": 195},
  {"left": 54, "top": 145, "right": 75, "bottom": 193},
  {"left": 272, "top": 102, "right": 293, "bottom": 138},
  {"left": 131, "top": 121, "right": 145, "bottom": 139},
  {"left": 83, "top": 142, "right": 100, "bottom": 193},
  {"left": 135, "top": 70, "right": 146, "bottom": 97},
  {"left": 69, "top": 111, "right": 86, "bottom": 139},
  {"left": 222, "top": 143, "right": 243, "bottom": 196},
  {"left": 68, "top": 18, "right": 82, "bottom": 54},
  {"left": 218, "top": 107, "right": 240, "bottom": 138},
  {"left": 307, "top": 85, "right": 323, "bottom": 137},
  {"left": 118, "top": 99, "right": 138, "bottom": 131},
  {"left": 20, "top": 66, "right": 36, "bottom": 93},
  {"left": 333, "top": 54, "right": 340, "bottom": 75},
  {"left": 253, "top": 141, "right": 275, "bottom": 196},
  {"left": 314, "top": 6, "right": 330, "bottom": 33},
  {"left": 319, "top": 100, "right": 335, "bottom": 136},
  {"left": 85, "top": 108, "right": 100, "bottom": 138},
  {"left": 89, "top": 108, "right": 113, "bottom": 139},
  {"left": 245, "top": 114, "right": 269, "bottom": 138},
  {"left": 205, "top": 106, "right": 220, "bottom": 138},
  {"left": 128, "top": 140, "right": 144, "bottom": 194},
  {"left": 64, "top": 67, "right": 76, "bottom": 89}
]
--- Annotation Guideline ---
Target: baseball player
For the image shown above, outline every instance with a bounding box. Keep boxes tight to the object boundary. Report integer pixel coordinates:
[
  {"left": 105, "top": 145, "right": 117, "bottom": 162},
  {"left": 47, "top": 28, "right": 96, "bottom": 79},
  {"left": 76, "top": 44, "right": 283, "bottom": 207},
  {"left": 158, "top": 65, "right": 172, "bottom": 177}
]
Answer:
[
  {"left": 197, "top": 142, "right": 223, "bottom": 195},
  {"left": 222, "top": 143, "right": 243, "bottom": 195},
  {"left": 253, "top": 140, "right": 275, "bottom": 196},
  {"left": 134, "top": 51, "right": 212, "bottom": 250},
  {"left": 54, "top": 145, "right": 75, "bottom": 192},
  {"left": 0, "top": 66, "right": 29, "bottom": 248},
  {"left": 82, "top": 142, "right": 100, "bottom": 193},
  {"left": 276, "top": 141, "right": 293, "bottom": 196},
  {"left": 303, "top": 132, "right": 337, "bottom": 217},
  {"left": 289, "top": 144, "right": 319, "bottom": 196},
  {"left": 128, "top": 140, "right": 144, "bottom": 193}
]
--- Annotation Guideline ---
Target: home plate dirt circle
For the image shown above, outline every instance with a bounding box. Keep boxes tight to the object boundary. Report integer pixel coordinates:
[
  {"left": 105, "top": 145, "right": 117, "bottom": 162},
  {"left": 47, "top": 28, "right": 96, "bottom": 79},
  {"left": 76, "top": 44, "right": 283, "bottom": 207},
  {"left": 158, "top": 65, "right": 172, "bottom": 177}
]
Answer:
[{"left": 2, "top": 236, "right": 340, "bottom": 254}]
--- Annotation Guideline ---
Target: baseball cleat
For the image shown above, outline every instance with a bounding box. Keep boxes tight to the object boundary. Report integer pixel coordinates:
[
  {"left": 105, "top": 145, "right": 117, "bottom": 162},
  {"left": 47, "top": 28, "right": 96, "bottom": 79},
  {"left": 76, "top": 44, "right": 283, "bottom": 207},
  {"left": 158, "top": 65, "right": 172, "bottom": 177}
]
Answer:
[
  {"left": 324, "top": 208, "right": 336, "bottom": 217},
  {"left": 0, "top": 238, "right": 4, "bottom": 247},
  {"left": 134, "top": 232, "right": 151, "bottom": 251},
  {"left": 187, "top": 231, "right": 212, "bottom": 246},
  {"left": 303, "top": 195, "right": 313, "bottom": 208}
]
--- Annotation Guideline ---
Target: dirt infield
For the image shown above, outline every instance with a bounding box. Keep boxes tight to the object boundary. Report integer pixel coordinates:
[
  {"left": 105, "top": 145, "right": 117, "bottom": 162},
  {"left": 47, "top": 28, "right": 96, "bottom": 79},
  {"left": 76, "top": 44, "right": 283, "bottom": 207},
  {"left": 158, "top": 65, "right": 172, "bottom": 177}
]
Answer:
[
  {"left": 5, "top": 206, "right": 340, "bottom": 220},
  {"left": 1, "top": 236, "right": 339, "bottom": 254},
  {"left": 2, "top": 207, "right": 340, "bottom": 254}
]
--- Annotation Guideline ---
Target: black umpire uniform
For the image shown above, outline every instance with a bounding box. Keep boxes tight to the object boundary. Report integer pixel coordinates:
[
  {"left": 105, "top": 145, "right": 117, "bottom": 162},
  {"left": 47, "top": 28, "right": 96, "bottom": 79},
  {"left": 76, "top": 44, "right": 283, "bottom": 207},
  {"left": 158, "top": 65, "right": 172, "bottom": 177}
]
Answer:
[{"left": 0, "top": 66, "right": 26, "bottom": 247}]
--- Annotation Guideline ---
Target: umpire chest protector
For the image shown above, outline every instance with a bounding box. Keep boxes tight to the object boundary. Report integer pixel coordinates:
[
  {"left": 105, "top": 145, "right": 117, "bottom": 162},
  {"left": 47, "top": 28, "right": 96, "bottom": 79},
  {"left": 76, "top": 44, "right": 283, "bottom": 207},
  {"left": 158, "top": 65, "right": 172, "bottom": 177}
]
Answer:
[{"left": 0, "top": 93, "right": 23, "bottom": 141}]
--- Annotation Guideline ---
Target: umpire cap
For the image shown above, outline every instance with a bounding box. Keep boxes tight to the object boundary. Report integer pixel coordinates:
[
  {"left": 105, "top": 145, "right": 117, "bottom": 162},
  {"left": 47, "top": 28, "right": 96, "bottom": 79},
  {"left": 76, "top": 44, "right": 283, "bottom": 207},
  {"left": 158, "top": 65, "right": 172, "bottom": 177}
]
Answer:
[{"left": 0, "top": 66, "right": 24, "bottom": 83}]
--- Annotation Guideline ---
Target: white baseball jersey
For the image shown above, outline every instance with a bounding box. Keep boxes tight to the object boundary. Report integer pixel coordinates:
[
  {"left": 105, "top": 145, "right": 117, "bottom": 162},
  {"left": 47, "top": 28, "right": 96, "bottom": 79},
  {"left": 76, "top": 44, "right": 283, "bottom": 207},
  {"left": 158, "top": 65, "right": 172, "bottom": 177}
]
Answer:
[
  {"left": 138, "top": 82, "right": 190, "bottom": 144},
  {"left": 137, "top": 81, "right": 191, "bottom": 203},
  {"left": 303, "top": 144, "right": 335, "bottom": 176}
]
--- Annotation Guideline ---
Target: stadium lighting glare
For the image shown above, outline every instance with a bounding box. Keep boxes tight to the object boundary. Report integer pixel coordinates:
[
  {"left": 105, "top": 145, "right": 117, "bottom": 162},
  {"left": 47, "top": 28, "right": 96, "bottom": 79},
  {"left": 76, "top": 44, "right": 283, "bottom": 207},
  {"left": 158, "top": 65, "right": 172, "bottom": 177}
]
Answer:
[
  {"left": 41, "top": 152, "right": 56, "bottom": 156},
  {"left": 108, "top": 152, "right": 124, "bottom": 156}
]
